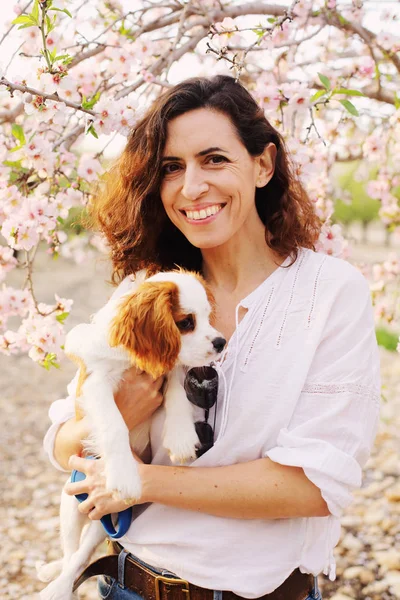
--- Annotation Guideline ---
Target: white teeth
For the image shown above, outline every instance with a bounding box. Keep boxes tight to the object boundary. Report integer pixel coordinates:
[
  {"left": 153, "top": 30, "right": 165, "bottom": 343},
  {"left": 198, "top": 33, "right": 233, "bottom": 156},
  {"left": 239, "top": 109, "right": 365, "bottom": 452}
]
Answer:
[{"left": 185, "top": 204, "right": 223, "bottom": 221}]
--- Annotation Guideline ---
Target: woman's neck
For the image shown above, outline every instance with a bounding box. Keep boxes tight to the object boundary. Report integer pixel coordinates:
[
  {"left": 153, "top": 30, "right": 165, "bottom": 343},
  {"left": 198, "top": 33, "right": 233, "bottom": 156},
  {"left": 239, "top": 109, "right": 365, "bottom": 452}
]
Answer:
[{"left": 201, "top": 232, "right": 282, "bottom": 297}]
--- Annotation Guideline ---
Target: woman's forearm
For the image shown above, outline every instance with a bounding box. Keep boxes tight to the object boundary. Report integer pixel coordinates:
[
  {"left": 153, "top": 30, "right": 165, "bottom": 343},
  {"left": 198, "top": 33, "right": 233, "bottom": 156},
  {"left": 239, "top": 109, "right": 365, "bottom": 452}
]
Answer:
[
  {"left": 53, "top": 417, "right": 153, "bottom": 471},
  {"left": 140, "top": 457, "right": 330, "bottom": 519},
  {"left": 54, "top": 417, "right": 90, "bottom": 470}
]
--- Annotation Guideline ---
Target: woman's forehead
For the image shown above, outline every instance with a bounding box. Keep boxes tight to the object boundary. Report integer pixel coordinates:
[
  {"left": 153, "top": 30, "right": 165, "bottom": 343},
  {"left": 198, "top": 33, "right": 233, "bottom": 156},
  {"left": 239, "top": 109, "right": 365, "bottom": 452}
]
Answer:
[{"left": 164, "top": 109, "right": 239, "bottom": 154}]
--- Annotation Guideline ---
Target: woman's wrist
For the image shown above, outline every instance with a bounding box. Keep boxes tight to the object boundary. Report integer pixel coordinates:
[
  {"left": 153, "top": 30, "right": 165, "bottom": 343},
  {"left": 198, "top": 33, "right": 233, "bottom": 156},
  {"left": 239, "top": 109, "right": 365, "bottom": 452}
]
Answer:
[{"left": 138, "top": 462, "right": 157, "bottom": 504}]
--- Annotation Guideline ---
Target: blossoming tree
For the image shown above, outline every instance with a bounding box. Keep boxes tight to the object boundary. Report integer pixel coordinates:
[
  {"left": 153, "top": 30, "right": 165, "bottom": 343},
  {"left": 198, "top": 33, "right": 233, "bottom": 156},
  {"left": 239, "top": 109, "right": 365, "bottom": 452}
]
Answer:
[{"left": 0, "top": 0, "right": 399, "bottom": 367}]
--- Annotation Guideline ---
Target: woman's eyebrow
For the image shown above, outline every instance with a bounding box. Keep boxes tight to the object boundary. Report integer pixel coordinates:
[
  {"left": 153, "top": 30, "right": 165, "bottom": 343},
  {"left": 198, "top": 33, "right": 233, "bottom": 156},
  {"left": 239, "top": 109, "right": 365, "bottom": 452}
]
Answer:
[{"left": 161, "top": 147, "right": 228, "bottom": 162}]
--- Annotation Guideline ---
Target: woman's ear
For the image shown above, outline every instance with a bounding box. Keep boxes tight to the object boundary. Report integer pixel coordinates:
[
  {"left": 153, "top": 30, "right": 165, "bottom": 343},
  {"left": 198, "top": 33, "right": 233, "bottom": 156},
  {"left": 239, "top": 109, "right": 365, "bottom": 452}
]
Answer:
[
  {"left": 256, "top": 142, "right": 277, "bottom": 188},
  {"left": 108, "top": 281, "right": 181, "bottom": 379}
]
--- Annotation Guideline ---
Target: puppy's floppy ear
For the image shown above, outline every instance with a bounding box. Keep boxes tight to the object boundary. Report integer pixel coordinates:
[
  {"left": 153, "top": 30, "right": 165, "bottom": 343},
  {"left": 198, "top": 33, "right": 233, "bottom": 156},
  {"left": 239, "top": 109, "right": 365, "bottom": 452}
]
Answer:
[{"left": 109, "top": 280, "right": 181, "bottom": 379}]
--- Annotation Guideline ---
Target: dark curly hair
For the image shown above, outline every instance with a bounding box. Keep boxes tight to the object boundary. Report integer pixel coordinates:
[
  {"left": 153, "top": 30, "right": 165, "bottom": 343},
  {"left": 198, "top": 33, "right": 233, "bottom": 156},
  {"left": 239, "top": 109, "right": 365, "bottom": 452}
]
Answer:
[{"left": 89, "top": 75, "right": 321, "bottom": 283}]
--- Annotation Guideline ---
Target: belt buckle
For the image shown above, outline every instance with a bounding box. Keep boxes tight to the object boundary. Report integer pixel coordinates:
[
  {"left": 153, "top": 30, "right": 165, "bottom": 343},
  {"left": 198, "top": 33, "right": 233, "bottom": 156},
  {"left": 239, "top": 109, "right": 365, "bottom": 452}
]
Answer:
[{"left": 155, "top": 574, "right": 190, "bottom": 600}]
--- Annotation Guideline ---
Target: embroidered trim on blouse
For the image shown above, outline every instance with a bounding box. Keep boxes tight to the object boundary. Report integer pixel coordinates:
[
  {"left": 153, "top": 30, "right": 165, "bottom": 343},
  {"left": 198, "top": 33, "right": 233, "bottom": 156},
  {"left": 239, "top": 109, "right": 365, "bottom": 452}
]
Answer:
[
  {"left": 276, "top": 250, "right": 305, "bottom": 348},
  {"left": 305, "top": 255, "right": 327, "bottom": 329},
  {"left": 241, "top": 286, "right": 275, "bottom": 372},
  {"left": 302, "top": 382, "right": 380, "bottom": 408}
]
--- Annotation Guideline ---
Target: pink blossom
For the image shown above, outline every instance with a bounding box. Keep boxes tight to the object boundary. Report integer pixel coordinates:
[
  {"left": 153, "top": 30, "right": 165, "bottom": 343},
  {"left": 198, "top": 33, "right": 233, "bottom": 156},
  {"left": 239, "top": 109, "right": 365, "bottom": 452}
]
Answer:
[
  {"left": 0, "top": 330, "right": 23, "bottom": 355},
  {"left": 0, "top": 247, "right": 18, "bottom": 282},
  {"left": 357, "top": 56, "right": 375, "bottom": 79},
  {"left": 60, "top": 235, "right": 96, "bottom": 264},
  {"left": 362, "top": 135, "right": 386, "bottom": 161},
  {"left": 15, "top": 223, "right": 40, "bottom": 251},
  {"left": 58, "top": 77, "right": 81, "bottom": 104},
  {"left": 293, "top": 1, "right": 313, "bottom": 19},
  {"left": 141, "top": 69, "right": 155, "bottom": 83},
  {"left": 253, "top": 83, "right": 281, "bottom": 113},
  {"left": 113, "top": 98, "right": 139, "bottom": 136},
  {"left": 94, "top": 97, "right": 115, "bottom": 135},
  {"left": 366, "top": 179, "right": 390, "bottom": 200},
  {"left": 77, "top": 156, "right": 103, "bottom": 182},
  {"left": 376, "top": 32, "right": 400, "bottom": 53},
  {"left": 316, "top": 223, "right": 348, "bottom": 258}
]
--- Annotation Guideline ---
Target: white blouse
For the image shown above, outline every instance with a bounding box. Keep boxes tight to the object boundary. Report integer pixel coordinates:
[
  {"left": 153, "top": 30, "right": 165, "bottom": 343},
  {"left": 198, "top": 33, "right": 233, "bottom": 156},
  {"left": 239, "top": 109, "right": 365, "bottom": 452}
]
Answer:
[{"left": 43, "top": 247, "right": 381, "bottom": 598}]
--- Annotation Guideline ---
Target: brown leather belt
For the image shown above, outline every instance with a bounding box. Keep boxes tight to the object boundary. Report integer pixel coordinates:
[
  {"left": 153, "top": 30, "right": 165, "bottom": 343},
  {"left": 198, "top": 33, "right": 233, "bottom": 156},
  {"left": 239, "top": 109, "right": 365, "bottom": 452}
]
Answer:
[{"left": 73, "top": 542, "right": 315, "bottom": 600}]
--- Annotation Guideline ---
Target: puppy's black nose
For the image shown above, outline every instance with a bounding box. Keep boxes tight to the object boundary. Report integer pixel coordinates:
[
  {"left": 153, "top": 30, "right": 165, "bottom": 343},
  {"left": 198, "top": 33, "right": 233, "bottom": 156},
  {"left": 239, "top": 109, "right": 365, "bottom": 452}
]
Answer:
[{"left": 212, "top": 337, "right": 226, "bottom": 353}]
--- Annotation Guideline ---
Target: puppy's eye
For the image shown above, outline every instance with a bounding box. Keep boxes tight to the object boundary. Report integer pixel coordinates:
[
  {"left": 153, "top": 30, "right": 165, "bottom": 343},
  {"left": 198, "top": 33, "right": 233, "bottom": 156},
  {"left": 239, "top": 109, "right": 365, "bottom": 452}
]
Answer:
[{"left": 176, "top": 316, "right": 195, "bottom": 332}]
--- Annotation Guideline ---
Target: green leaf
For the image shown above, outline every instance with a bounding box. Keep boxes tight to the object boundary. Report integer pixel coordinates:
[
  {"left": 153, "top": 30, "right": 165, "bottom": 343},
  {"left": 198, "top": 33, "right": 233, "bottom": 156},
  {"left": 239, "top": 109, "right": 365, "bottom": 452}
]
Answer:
[
  {"left": 3, "top": 159, "right": 22, "bottom": 168},
  {"left": 55, "top": 312, "right": 69, "bottom": 323},
  {"left": 54, "top": 54, "right": 71, "bottom": 61},
  {"left": 267, "top": 17, "right": 276, "bottom": 24},
  {"left": 9, "top": 145, "right": 24, "bottom": 153},
  {"left": 46, "top": 13, "right": 57, "bottom": 34},
  {"left": 31, "top": 0, "right": 39, "bottom": 24},
  {"left": 17, "top": 22, "right": 39, "bottom": 29},
  {"left": 311, "top": 89, "right": 327, "bottom": 103},
  {"left": 11, "top": 124, "right": 26, "bottom": 144},
  {"left": 81, "top": 91, "right": 101, "bottom": 110},
  {"left": 339, "top": 99, "right": 359, "bottom": 116},
  {"left": 49, "top": 47, "right": 58, "bottom": 61},
  {"left": 395, "top": 93, "right": 400, "bottom": 110},
  {"left": 318, "top": 72, "right": 331, "bottom": 90},
  {"left": 11, "top": 14, "right": 36, "bottom": 25},
  {"left": 86, "top": 124, "right": 99, "bottom": 139},
  {"left": 332, "top": 88, "right": 364, "bottom": 97},
  {"left": 11, "top": 15, "right": 37, "bottom": 29},
  {"left": 376, "top": 327, "right": 400, "bottom": 352},
  {"left": 41, "top": 352, "right": 61, "bottom": 370},
  {"left": 49, "top": 7, "right": 73, "bottom": 17},
  {"left": 61, "top": 55, "right": 73, "bottom": 66}
]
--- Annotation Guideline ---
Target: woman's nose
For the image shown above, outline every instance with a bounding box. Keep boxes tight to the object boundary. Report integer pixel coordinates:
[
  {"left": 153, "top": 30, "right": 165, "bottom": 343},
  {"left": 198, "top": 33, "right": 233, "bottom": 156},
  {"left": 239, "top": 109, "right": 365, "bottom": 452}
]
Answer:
[{"left": 181, "top": 167, "right": 209, "bottom": 200}]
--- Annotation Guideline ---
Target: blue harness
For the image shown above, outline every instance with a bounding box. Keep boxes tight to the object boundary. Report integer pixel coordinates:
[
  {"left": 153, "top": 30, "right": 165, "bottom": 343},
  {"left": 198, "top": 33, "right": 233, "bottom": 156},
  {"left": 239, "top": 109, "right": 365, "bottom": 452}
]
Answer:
[{"left": 70, "top": 458, "right": 133, "bottom": 539}]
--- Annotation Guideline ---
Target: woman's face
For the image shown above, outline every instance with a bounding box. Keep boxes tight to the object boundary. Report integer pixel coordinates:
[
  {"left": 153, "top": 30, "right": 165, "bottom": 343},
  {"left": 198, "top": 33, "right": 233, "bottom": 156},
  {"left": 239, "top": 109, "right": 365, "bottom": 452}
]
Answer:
[{"left": 159, "top": 108, "right": 275, "bottom": 250}]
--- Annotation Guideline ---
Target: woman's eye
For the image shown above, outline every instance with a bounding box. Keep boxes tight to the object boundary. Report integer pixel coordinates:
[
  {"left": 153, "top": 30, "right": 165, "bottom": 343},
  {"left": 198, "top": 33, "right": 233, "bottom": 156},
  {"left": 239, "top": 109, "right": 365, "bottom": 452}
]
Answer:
[
  {"left": 162, "top": 163, "right": 181, "bottom": 175},
  {"left": 177, "top": 316, "right": 195, "bottom": 331},
  {"left": 208, "top": 155, "right": 227, "bottom": 165}
]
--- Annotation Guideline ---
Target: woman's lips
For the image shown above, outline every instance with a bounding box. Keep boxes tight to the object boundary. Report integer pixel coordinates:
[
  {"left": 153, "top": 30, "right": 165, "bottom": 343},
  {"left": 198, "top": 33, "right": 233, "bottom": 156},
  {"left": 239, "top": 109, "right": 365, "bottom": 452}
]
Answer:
[{"left": 180, "top": 204, "right": 226, "bottom": 225}]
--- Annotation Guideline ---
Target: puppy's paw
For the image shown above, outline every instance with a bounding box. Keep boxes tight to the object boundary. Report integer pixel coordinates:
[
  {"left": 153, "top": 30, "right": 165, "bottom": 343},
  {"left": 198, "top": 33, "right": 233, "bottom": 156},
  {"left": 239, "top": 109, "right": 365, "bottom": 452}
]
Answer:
[
  {"left": 39, "top": 576, "right": 73, "bottom": 600},
  {"left": 105, "top": 459, "right": 142, "bottom": 501},
  {"left": 36, "top": 559, "right": 62, "bottom": 583},
  {"left": 163, "top": 426, "right": 200, "bottom": 465}
]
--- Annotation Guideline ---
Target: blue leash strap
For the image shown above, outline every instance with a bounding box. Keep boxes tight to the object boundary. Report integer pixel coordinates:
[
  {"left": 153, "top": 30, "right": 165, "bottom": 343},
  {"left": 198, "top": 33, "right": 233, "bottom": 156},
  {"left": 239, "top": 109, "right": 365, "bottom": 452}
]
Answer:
[{"left": 70, "top": 457, "right": 133, "bottom": 539}]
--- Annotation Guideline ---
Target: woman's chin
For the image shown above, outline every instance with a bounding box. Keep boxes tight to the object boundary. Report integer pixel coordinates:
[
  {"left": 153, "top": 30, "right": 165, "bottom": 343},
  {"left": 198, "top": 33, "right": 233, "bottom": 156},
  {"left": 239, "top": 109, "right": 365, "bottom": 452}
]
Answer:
[{"left": 187, "top": 234, "right": 228, "bottom": 250}]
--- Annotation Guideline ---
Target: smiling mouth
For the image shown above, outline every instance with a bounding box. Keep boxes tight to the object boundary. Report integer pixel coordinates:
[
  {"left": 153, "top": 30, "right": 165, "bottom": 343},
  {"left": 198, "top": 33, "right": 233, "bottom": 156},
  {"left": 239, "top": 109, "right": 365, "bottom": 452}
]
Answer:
[{"left": 180, "top": 203, "right": 226, "bottom": 221}]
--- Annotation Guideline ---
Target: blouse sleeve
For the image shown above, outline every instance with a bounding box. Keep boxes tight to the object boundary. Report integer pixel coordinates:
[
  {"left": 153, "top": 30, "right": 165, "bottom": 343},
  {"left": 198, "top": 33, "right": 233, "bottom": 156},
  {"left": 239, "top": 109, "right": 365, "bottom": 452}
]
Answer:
[
  {"left": 42, "top": 373, "right": 78, "bottom": 472},
  {"left": 264, "top": 267, "right": 381, "bottom": 518},
  {"left": 42, "top": 274, "right": 139, "bottom": 471}
]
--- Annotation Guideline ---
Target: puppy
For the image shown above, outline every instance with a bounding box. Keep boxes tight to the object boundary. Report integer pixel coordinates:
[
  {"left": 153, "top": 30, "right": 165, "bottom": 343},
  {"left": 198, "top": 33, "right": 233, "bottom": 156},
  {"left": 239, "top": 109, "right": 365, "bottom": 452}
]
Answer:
[{"left": 37, "top": 269, "right": 226, "bottom": 600}]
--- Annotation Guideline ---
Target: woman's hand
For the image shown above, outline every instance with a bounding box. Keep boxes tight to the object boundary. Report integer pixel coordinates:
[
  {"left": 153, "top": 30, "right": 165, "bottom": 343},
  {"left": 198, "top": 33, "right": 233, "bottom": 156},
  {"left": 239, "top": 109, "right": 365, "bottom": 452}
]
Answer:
[
  {"left": 115, "top": 366, "right": 165, "bottom": 431},
  {"left": 65, "top": 453, "right": 146, "bottom": 519}
]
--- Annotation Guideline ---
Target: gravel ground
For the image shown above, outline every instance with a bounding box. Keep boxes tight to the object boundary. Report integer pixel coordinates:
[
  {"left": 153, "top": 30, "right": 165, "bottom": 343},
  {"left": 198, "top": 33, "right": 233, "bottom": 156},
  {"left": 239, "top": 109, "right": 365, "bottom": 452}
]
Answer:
[{"left": 1, "top": 244, "right": 399, "bottom": 600}]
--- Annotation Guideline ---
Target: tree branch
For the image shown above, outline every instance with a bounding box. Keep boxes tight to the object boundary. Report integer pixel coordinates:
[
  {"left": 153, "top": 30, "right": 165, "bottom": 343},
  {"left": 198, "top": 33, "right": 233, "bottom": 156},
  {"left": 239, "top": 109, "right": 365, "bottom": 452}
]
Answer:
[
  {"left": 116, "top": 29, "right": 207, "bottom": 100},
  {"left": 0, "top": 77, "right": 95, "bottom": 116}
]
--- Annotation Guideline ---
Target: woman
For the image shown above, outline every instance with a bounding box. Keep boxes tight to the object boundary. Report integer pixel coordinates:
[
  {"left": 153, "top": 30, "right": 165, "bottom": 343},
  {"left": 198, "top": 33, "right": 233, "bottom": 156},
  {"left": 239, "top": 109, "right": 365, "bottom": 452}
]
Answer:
[{"left": 43, "top": 75, "right": 380, "bottom": 600}]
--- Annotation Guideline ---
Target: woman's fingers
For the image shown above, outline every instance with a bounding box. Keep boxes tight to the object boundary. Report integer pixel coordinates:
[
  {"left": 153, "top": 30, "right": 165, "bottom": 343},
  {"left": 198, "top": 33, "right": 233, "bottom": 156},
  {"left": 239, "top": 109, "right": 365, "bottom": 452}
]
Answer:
[
  {"left": 77, "top": 497, "right": 96, "bottom": 514},
  {"left": 64, "top": 479, "right": 90, "bottom": 496},
  {"left": 68, "top": 454, "right": 94, "bottom": 473}
]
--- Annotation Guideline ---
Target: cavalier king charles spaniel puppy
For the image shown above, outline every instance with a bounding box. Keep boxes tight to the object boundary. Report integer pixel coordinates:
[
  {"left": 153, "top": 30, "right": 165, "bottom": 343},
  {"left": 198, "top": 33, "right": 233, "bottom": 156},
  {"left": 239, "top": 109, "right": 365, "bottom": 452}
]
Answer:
[{"left": 37, "top": 269, "right": 226, "bottom": 600}]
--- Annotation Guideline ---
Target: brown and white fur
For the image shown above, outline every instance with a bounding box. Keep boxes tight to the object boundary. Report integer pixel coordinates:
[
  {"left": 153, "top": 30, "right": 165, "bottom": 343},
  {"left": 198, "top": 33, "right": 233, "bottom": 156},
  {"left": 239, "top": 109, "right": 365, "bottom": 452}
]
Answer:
[{"left": 37, "top": 269, "right": 225, "bottom": 600}]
